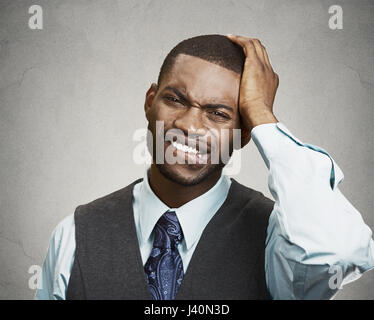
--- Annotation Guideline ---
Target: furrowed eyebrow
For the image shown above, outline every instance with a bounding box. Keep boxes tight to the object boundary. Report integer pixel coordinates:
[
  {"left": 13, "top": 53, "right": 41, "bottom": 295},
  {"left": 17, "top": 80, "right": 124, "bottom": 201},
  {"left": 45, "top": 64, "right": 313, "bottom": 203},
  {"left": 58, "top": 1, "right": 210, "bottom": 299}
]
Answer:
[
  {"left": 164, "top": 86, "right": 189, "bottom": 104},
  {"left": 163, "top": 86, "right": 234, "bottom": 113},
  {"left": 203, "top": 104, "right": 234, "bottom": 113}
]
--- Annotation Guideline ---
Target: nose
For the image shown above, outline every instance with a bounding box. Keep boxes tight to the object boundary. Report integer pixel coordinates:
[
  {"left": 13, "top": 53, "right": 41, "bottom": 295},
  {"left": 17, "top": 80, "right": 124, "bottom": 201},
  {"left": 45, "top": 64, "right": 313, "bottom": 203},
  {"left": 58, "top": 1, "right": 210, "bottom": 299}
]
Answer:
[{"left": 173, "top": 106, "right": 207, "bottom": 137}]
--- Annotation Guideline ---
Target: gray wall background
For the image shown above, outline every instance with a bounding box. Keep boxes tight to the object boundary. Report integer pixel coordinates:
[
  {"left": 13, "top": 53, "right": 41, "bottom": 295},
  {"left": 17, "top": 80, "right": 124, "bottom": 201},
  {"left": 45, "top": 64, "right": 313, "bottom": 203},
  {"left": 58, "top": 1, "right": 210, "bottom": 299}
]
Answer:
[{"left": 0, "top": 0, "right": 373, "bottom": 299}]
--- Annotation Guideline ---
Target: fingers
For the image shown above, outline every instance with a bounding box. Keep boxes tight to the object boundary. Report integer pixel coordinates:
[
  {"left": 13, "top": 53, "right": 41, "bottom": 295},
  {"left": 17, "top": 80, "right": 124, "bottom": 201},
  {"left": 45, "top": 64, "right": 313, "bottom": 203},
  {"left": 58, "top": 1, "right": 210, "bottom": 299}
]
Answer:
[
  {"left": 226, "top": 34, "right": 272, "bottom": 69},
  {"left": 251, "top": 39, "right": 266, "bottom": 65},
  {"left": 226, "top": 34, "right": 257, "bottom": 59},
  {"left": 262, "top": 47, "right": 271, "bottom": 67}
]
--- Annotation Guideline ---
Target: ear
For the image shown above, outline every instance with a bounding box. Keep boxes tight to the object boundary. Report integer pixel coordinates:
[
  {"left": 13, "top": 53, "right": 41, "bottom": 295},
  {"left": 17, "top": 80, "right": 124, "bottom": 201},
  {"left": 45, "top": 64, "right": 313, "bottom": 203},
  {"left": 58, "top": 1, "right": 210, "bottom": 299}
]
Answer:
[{"left": 144, "top": 83, "right": 158, "bottom": 121}]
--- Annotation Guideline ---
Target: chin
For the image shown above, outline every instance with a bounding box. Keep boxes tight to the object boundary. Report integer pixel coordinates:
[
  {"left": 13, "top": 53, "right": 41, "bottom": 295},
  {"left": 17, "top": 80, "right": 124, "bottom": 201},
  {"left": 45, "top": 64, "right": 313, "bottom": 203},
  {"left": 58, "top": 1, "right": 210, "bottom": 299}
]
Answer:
[{"left": 155, "top": 162, "right": 223, "bottom": 186}]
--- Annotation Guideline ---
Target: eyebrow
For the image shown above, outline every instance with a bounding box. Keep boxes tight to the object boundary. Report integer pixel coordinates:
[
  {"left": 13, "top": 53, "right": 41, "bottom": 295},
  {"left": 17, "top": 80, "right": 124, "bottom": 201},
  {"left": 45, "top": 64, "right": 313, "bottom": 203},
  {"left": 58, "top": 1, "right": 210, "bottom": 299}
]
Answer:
[{"left": 163, "top": 86, "right": 234, "bottom": 113}]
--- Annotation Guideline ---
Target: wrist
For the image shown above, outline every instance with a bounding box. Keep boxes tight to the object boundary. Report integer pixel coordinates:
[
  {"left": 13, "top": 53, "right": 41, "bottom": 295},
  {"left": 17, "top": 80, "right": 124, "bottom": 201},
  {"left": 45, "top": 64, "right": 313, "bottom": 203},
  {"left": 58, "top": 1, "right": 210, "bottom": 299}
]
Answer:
[{"left": 242, "top": 108, "right": 278, "bottom": 132}]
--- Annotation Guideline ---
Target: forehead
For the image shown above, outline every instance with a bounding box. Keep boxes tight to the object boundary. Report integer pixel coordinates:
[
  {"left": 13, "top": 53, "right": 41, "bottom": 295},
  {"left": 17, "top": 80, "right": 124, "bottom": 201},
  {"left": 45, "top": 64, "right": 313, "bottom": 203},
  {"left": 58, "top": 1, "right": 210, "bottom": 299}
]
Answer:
[{"left": 162, "top": 54, "right": 241, "bottom": 105}]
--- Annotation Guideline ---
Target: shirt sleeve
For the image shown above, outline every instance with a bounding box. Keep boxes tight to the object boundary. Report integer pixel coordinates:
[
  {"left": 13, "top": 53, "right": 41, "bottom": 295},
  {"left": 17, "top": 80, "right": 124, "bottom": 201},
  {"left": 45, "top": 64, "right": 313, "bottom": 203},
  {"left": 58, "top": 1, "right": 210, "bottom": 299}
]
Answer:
[
  {"left": 251, "top": 122, "right": 374, "bottom": 300},
  {"left": 34, "top": 214, "right": 76, "bottom": 300}
]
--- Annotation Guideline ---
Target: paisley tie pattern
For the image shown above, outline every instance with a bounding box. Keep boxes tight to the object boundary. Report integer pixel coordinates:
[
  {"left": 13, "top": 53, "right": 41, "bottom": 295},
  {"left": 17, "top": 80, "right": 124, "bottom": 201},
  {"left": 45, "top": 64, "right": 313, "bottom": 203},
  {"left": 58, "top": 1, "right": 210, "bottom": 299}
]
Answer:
[{"left": 144, "top": 210, "right": 184, "bottom": 300}]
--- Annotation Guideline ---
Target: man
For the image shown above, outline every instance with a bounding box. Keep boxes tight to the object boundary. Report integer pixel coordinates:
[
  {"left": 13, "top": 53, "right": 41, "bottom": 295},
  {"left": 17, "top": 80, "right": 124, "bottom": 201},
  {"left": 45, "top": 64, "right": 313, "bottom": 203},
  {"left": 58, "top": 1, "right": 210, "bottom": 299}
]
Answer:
[{"left": 36, "top": 34, "right": 374, "bottom": 300}]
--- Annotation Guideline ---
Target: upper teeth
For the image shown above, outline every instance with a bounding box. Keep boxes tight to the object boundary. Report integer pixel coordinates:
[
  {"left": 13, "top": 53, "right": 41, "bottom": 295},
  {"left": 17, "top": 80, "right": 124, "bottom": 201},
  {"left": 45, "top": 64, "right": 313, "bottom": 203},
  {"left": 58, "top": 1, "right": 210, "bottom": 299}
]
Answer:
[{"left": 172, "top": 141, "right": 199, "bottom": 155}]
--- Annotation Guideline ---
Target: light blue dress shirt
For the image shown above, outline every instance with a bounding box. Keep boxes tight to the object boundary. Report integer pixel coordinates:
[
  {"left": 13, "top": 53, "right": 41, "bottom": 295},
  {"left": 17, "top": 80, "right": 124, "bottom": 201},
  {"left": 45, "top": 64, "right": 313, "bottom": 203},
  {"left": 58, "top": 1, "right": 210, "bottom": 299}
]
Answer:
[{"left": 35, "top": 122, "right": 374, "bottom": 300}]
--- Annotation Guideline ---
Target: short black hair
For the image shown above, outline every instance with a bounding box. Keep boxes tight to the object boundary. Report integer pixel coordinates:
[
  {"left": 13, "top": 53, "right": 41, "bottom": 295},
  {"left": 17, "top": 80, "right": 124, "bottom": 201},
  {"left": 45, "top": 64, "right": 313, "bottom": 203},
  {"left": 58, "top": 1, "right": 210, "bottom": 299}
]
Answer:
[{"left": 157, "top": 34, "right": 245, "bottom": 86}]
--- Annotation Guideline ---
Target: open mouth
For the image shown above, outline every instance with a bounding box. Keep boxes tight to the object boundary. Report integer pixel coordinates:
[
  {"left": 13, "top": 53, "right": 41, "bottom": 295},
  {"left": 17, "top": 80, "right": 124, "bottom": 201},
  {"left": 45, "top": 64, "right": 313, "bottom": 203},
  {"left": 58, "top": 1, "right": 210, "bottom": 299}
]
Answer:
[{"left": 168, "top": 140, "right": 210, "bottom": 165}]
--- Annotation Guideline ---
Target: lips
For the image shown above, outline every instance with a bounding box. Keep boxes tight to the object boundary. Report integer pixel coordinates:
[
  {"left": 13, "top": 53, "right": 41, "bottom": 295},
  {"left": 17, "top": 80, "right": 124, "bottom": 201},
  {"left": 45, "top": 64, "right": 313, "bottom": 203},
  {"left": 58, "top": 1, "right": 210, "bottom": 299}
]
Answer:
[
  {"left": 161, "top": 130, "right": 216, "bottom": 165},
  {"left": 171, "top": 142, "right": 209, "bottom": 165},
  {"left": 162, "top": 139, "right": 210, "bottom": 165},
  {"left": 171, "top": 140, "right": 210, "bottom": 163},
  {"left": 171, "top": 141, "right": 199, "bottom": 155},
  {"left": 167, "top": 135, "right": 211, "bottom": 154}
]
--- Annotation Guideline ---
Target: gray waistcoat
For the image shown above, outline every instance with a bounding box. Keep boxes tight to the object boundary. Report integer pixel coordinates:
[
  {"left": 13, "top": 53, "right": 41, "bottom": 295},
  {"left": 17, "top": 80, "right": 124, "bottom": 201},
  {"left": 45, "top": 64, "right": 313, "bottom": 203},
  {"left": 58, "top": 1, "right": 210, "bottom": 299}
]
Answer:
[{"left": 66, "top": 178, "right": 274, "bottom": 300}]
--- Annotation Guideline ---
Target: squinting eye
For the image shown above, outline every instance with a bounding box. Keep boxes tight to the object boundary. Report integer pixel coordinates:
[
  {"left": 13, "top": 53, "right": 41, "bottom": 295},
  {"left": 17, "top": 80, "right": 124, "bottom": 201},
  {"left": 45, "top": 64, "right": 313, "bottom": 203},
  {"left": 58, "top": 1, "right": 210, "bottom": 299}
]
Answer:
[
  {"left": 165, "top": 96, "right": 180, "bottom": 104},
  {"left": 211, "top": 111, "right": 229, "bottom": 119}
]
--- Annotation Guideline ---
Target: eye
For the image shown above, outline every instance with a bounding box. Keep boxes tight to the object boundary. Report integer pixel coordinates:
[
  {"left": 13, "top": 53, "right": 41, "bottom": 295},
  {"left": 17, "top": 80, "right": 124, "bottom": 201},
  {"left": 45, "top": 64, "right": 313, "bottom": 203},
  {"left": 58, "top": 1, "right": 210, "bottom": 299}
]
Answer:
[
  {"left": 209, "top": 110, "right": 230, "bottom": 120},
  {"left": 164, "top": 96, "right": 181, "bottom": 104}
]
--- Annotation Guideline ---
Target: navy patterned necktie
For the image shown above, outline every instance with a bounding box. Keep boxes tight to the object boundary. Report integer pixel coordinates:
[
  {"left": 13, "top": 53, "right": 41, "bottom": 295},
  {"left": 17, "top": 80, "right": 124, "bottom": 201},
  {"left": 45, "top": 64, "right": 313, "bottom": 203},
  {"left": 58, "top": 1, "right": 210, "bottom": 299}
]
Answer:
[{"left": 144, "top": 210, "right": 184, "bottom": 300}]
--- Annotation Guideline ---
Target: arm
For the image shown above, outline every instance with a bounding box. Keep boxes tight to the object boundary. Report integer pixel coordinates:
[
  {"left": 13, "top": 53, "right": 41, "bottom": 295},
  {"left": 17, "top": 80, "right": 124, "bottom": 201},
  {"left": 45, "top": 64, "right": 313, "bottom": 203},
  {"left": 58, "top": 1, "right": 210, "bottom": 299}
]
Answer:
[
  {"left": 226, "top": 34, "right": 374, "bottom": 299},
  {"left": 34, "top": 214, "right": 75, "bottom": 300},
  {"left": 252, "top": 122, "right": 374, "bottom": 299}
]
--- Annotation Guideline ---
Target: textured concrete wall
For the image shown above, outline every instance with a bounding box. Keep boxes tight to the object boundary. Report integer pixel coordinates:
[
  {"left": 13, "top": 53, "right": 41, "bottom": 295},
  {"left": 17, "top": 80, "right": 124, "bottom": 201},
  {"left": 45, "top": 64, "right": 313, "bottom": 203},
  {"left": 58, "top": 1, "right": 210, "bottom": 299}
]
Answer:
[{"left": 0, "top": 0, "right": 373, "bottom": 299}]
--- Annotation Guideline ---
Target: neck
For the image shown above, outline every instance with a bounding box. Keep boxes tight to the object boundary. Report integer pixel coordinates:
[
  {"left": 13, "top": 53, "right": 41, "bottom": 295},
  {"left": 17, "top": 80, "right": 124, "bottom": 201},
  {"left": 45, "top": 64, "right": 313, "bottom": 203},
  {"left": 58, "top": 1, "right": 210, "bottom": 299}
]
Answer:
[{"left": 148, "top": 164, "right": 222, "bottom": 208}]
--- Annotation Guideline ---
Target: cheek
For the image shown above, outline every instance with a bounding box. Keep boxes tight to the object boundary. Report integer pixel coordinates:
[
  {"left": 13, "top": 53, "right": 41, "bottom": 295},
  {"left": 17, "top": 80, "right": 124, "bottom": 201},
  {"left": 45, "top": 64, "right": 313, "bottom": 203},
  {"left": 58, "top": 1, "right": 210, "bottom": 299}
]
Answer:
[
  {"left": 153, "top": 101, "right": 174, "bottom": 120},
  {"left": 158, "top": 106, "right": 172, "bottom": 120},
  {"left": 148, "top": 103, "right": 175, "bottom": 133},
  {"left": 148, "top": 102, "right": 166, "bottom": 122}
]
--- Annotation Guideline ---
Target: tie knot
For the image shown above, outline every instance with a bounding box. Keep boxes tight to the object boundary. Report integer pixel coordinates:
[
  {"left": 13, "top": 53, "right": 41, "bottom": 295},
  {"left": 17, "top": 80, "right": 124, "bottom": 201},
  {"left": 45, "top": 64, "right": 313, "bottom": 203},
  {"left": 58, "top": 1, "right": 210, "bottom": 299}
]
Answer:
[{"left": 153, "top": 211, "right": 183, "bottom": 249}]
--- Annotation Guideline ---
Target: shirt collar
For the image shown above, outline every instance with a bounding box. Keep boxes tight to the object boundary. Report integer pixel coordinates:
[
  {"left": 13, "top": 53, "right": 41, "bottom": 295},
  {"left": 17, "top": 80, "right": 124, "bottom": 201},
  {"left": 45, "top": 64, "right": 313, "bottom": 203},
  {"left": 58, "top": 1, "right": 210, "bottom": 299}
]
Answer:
[{"left": 138, "top": 168, "right": 231, "bottom": 250}]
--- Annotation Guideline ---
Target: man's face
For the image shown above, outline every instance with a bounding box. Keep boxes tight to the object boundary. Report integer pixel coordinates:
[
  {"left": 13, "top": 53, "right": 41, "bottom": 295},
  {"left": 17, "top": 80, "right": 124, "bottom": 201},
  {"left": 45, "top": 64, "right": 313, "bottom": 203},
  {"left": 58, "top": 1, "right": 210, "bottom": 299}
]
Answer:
[{"left": 145, "top": 54, "right": 243, "bottom": 186}]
